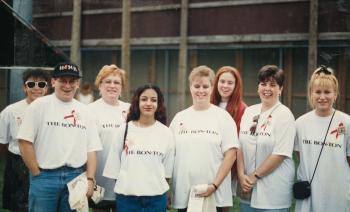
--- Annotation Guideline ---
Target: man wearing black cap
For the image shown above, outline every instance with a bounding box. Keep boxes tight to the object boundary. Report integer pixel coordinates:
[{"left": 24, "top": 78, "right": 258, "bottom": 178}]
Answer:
[{"left": 17, "top": 62, "right": 102, "bottom": 211}]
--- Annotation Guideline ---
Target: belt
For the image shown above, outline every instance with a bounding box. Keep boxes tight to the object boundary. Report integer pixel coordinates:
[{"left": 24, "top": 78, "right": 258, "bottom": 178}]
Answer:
[{"left": 39, "top": 164, "right": 86, "bottom": 172}]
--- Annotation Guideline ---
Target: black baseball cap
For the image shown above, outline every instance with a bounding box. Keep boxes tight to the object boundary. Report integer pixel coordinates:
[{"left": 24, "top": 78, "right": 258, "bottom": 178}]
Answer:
[{"left": 52, "top": 62, "right": 82, "bottom": 78}]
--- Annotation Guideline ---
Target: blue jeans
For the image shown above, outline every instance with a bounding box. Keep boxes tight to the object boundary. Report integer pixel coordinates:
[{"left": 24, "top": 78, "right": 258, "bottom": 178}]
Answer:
[
  {"left": 116, "top": 193, "right": 167, "bottom": 212},
  {"left": 240, "top": 202, "right": 288, "bottom": 212},
  {"left": 29, "top": 166, "right": 84, "bottom": 212}
]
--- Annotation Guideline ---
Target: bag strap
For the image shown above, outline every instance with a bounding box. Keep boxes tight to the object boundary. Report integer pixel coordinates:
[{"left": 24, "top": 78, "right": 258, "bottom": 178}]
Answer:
[
  {"left": 310, "top": 110, "right": 336, "bottom": 184},
  {"left": 123, "top": 122, "right": 128, "bottom": 148},
  {"left": 254, "top": 103, "right": 282, "bottom": 170}
]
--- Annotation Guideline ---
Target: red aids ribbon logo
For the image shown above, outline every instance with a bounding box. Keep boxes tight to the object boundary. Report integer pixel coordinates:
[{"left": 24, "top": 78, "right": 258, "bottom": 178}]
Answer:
[
  {"left": 261, "top": 115, "right": 272, "bottom": 131},
  {"left": 330, "top": 122, "right": 345, "bottom": 139},
  {"left": 124, "top": 143, "right": 129, "bottom": 155},
  {"left": 64, "top": 110, "right": 77, "bottom": 126}
]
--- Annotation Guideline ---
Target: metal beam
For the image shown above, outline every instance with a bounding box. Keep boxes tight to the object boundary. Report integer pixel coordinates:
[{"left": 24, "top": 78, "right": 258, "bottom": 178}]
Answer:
[
  {"left": 70, "top": 0, "right": 82, "bottom": 67},
  {"left": 33, "top": 0, "right": 308, "bottom": 18},
  {"left": 178, "top": 0, "right": 189, "bottom": 110},
  {"left": 50, "top": 33, "right": 350, "bottom": 47},
  {"left": 121, "top": 0, "right": 130, "bottom": 98}
]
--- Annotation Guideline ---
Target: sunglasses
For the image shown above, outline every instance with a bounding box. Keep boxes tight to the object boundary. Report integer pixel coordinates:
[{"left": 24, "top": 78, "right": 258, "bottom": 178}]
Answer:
[
  {"left": 250, "top": 114, "right": 260, "bottom": 135},
  {"left": 25, "top": 81, "right": 48, "bottom": 88},
  {"left": 313, "top": 65, "right": 333, "bottom": 75}
]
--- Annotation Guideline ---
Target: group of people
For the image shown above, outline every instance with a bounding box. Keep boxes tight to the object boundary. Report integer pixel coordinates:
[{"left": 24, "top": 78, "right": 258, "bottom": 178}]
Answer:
[{"left": 0, "top": 62, "right": 349, "bottom": 212}]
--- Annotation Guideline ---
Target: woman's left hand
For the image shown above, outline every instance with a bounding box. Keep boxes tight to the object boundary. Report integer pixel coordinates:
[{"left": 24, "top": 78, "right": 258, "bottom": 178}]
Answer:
[{"left": 197, "top": 184, "right": 216, "bottom": 197}]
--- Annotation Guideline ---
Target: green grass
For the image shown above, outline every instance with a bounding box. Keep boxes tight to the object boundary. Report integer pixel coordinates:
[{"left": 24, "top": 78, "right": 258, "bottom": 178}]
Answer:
[{"left": 0, "top": 159, "right": 294, "bottom": 212}]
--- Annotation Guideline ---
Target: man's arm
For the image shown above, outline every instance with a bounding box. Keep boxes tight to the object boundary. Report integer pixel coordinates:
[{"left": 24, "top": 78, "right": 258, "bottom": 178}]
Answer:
[{"left": 18, "top": 139, "right": 40, "bottom": 176}]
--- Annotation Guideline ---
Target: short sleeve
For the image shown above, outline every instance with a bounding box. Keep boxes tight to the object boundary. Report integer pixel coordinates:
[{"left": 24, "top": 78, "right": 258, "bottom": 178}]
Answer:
[
  {"left": 86, "top": 114, "right": 102, "bottom": 152},
  {"left": 163, "top": 130, "right": 175, "bottom": 178},
  {"left": 103, "top": 124, "right": 125, "bottom": 180},
  {"left": 0, "top": 108, "right": 10, "bottom": 144},
  {"left": 16, "top": 104, "right": 37, "bottom": 143},
  {"left": 220, "top": 111, "right": 239, "bottom": 153},
  {"left": 272, "top": 110, "right": 296, "bottom": 158}
]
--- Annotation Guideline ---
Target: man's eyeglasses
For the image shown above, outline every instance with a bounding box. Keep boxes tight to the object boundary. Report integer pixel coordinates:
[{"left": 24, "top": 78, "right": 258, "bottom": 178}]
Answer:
[
  {"left": 313, "top": 65, "right": 333, "bottom": 75},
  {"left": 25, "top": 81, "right": 47, "bottom": 88},
  {"left": 250, "top": 114, "right": 260, "bottom": 135}
]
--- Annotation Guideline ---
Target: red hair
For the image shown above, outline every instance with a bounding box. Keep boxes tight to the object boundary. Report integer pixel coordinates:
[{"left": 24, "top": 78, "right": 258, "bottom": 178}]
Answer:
[{"left": 211, "top": 66, "right": 245, "bottom": 121}]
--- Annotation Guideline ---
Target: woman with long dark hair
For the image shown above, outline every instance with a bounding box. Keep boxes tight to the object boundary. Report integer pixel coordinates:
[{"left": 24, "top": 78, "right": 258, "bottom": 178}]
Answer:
[{"left": 103, "top": 84, "right": 174, "bottom": 212}]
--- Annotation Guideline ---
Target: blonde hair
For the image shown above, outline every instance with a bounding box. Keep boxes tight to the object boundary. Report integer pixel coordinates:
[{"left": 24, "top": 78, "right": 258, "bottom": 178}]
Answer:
[
  {"left": 94, "top": 64, "right": 126, "bottom": 88},
  {"left": 188, "top": 65, "right": 215, "bottom": 85},
  {"left": 308, "top": 66, "right": 339, "bottom": 108}
]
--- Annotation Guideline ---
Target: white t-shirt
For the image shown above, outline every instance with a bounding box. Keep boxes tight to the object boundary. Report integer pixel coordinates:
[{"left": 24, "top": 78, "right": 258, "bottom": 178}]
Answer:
[
  {"left": 170, "top": 105, "right": 239, "bottom": 208},
  {"left": 88, "top": 98, "right": 129, "bottom": 200},
  {"left": 78, "top": 93, "right": 94, "bottom": 105},
  {"left": 17, "top": 94, "right": 102, "bottom": 169},
  {"left": 294, "top": 110, "right": 350, "bottom": 212},
  {"left": 0, "top": 99, "right": 28, "bottom": 155},
  {"left": 218, "top": 101, "right": 238, "bottom": 196},
  {"left": 103, "top": 121, "right": 175, "bottom": 196},
  {"left": 239, "top": 102, "right": 295, "bottom": 209}
]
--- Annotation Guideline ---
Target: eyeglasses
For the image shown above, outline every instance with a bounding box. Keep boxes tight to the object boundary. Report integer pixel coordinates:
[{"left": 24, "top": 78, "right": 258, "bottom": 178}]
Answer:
[
  {"left": 25, "top": 81, "right": 47, "bottom": 88},
  {"left": 313, "top": 65, "right": 333, "bottom": 75},
  {"left": 102, "top": 80, "right": 121, "bottom": 85},
  {"left": 250, "top": 114, "right": 260, "bottom": 135}
]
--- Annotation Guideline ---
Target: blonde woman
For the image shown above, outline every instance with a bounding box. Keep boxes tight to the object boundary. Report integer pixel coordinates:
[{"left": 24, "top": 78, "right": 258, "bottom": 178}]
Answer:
[
  {"left": 294, "top": 66, "right": 350, "bottom": 212},
  {"left": 88, "top": 65, "right": 130, "bottom": 211},
  {"left": 171, "top": 65, "right": 239, "bottom": 212}
]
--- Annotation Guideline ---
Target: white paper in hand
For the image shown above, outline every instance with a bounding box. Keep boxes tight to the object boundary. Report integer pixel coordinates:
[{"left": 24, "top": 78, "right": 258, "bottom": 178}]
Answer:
[
  {"left": 67, "top": 172, "right": 89, "bottom": 212},
  {"left": 187, "top": 184, "right": 208, "bottom": 212}
]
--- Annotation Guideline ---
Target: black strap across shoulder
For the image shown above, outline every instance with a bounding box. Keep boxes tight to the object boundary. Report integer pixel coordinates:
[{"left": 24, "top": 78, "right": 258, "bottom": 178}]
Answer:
[
  {"left": 310, "top": 110, "right": 336, "bottom": 184},
  {"left": 123, "top": 122, "right": 128, "bottom": 147}
]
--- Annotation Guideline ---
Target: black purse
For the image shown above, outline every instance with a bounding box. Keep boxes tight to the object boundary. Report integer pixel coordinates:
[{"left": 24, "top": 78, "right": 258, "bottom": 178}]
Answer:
[
  {"left": 292, "top": 181, "right": 311, "bottom": 199},
  {"left": 293, "top": 110, "right": 336, "bottom": 200}
]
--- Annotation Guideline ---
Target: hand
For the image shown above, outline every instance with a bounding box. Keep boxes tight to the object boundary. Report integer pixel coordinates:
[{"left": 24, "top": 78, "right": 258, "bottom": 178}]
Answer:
[
  {"left": 31, "top": 168, "right": 41, "bottom": 176},
  {"left": 247, "top": 173, "right": 258, "bottom": 186},
  {"left": 86, "top": 180, "right": 94, "bottom": 198},
  {"left": 242, "top": 174, "right": 256, "bottom": 192},
  {"left": 197, "top": 184, "right": 216, "bottom": 197}
]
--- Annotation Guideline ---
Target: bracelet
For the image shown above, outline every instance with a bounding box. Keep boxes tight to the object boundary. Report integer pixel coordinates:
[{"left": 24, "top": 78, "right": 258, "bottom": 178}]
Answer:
[
  {"left": 254, "top": 172, "right": 262, "bottom": 180},
  {"left": 87, "top": 177, "right": 95, "bottom": 183},
  {"left": 211, "top": 183, "right": 218, "bottom": 190}
]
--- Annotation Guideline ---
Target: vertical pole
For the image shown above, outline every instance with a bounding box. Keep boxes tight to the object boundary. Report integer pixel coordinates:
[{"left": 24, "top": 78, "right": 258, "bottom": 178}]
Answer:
[
  {"left": 336, "top": 48, "right": 347, "bottom": 111},
  {"left": 149, "top": 50, "right": 156, "bottom": 84},
  {"left": 70, "top": 0, "right": 82, "bottom": 68},
  {"left": 178, "top": 0, "right": 188, "bottom": 110},
  {"left": 234, "top": 50, "right": 243, "bottom": 73},
  {"left": 122, "top": 0, "right": 131, "bottom": 99},
  {"left": 308, "top": 0, "right": 318, "bottom": 77},
  {"left": 283, "top": 49, "right": 293, "bottom": 109}
]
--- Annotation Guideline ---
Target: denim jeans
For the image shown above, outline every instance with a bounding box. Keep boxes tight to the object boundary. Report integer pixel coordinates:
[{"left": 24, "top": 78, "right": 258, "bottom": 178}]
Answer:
[
  {"left": 240, "top": 202, "right": 288, "bottom": 212},
  {"left": 116, "top": 193, "right": 167, "bottom": 212},
  {"left": 29, "top": 166, "right": 84, "bottom": 212}
]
